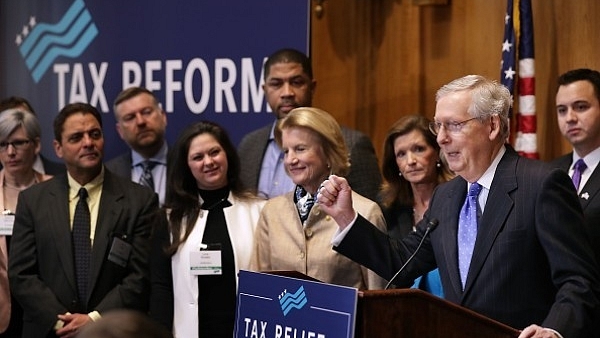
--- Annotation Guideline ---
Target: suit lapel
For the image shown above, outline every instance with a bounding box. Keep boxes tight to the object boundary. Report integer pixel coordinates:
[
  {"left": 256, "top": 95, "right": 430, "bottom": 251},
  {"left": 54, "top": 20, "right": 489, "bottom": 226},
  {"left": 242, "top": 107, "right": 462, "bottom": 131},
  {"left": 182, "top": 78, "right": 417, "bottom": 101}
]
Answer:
[
  {"left": 552, "top": 153, "right": 599, "bottom": 209},
  {"left": 553, "top": 153, "right": 572, "bottom": 172},
  {"left": 463, "top": 150, "right": 517, "bottom": 297},
  {"left": 48, "top": 176, "right": 78, "bottom": 295},
  {"left": 89, "top": 172, "right": 124, "bottom": 292},
  {"left": 579, "top": 165, "right": 600, "bottom": 209}
]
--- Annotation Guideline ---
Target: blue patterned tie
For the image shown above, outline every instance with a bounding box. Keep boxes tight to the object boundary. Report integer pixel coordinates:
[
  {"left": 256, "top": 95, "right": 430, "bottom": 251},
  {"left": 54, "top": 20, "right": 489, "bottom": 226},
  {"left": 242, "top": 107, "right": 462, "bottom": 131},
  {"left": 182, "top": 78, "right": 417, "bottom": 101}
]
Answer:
[
  {"left": 572, "top": 159, "right": 587, "bottom": 191},
  {"left": 458, "top": 182, "right": 482, "bottom": 289},
  {"left": 139, "top": 160, "right": 156, "bottom": 191},
  {"left": 73, "top": 187, "right": 91, "bottom": 306}
]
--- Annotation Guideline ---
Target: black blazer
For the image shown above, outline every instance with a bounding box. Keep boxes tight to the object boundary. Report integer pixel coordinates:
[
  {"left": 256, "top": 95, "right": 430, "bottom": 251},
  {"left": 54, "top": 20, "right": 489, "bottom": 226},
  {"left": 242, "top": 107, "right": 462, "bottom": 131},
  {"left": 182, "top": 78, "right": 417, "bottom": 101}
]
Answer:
[
  {"left": 552, "top": 153, "right": 600, "bottom": 266},
  {"left": 336, "top": 148, "right": 600, "bottom": 337},
  {"left": 8, "top": 169, "right": 160, "bottom": 337}
]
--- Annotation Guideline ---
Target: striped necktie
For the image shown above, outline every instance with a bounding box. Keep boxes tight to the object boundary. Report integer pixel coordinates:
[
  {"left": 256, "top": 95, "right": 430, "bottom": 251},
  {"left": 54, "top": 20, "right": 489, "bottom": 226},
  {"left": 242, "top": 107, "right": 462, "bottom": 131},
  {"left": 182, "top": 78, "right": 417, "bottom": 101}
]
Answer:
[{"left": 139, "top": 160, "right": 156, "bottom": 191}]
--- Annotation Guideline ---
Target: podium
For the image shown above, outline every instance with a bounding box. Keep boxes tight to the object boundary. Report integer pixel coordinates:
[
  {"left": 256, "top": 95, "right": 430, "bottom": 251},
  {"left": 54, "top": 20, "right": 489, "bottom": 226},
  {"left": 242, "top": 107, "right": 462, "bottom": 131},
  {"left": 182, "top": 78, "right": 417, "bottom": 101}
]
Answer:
[
  {"left": 356, "top": 288, "right": 519, "bottom": 338},
  {"left": 260, "top": 271, "right": 520, "bottom": 338}
]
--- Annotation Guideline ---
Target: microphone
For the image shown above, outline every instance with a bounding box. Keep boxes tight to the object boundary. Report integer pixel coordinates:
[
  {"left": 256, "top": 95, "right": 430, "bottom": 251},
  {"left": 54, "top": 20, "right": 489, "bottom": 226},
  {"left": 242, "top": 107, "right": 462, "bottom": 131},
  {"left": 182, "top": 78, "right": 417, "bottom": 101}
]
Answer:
[{"left": 384, "top": 218, "right": 439, "bottom": 290}]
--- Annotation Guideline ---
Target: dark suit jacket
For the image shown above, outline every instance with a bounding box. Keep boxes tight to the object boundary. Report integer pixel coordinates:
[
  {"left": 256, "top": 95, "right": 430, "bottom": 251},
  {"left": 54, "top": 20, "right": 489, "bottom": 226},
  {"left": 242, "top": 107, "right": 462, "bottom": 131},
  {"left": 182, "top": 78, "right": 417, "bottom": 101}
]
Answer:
[
  {"left": 8, "top": 169, "right": 159, "bottom": 337},
  {"left": 336, "top": 148, "right": 600, "bottom": 337},
  {"left": 40, "top": 155, "right": 66, "bottom": 176},
  {"left": 552, "top": 153, "right": 600, "bottom": 266},
  {"left": 382, "top": 204, "right": 414, "bottom": 240},
  {"left": 104, "top": 152, "right": 132, "bottom": 179},
  {"left": 238, "top": 123, "right": 382, "bottom": 201}
]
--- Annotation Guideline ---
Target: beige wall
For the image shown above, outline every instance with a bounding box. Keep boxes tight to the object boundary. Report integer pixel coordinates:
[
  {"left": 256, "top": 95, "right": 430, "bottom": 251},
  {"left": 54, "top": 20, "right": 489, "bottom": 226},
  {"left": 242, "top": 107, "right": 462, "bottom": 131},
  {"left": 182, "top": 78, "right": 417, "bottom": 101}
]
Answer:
[{"left": 311, "top": 0, "right": 600, "bottom": 162}]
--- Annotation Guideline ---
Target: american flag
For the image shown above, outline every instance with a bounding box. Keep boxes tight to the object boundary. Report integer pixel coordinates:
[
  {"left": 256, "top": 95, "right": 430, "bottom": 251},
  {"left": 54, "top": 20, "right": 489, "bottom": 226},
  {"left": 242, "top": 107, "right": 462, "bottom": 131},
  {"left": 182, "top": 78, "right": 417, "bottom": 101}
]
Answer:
[{"left": 500, "top": 0, "right": 538, "bottom": 159}]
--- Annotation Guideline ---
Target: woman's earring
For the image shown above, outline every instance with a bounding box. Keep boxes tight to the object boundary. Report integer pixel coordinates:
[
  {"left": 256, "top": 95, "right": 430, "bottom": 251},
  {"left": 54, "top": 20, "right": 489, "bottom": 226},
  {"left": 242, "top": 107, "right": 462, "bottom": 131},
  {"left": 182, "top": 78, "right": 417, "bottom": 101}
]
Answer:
[
  {"left": 436, "top": 161, "right": 441, "bottom": 168},
  {"left": 398, "top": 171, "right": 402, "bottom": 177}
]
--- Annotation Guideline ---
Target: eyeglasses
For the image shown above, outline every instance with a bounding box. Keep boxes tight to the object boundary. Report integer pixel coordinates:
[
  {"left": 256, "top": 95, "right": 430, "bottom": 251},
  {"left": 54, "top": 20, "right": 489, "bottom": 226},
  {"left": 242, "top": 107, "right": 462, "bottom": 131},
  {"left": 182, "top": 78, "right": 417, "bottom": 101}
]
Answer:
[
  {"left": 428, "top": 117, "right": 480, "bottom": 136},
  {"left": 0, "top": 139, "right": 31, "bottom": 152}
]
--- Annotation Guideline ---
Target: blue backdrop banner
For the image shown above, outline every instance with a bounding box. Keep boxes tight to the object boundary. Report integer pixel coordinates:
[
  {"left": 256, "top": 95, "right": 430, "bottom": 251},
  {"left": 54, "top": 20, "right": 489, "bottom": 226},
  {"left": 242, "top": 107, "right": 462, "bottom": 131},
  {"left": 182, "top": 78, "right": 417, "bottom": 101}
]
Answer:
[{"left": 0, "top": 0, "right": 309, "bottom": 160}]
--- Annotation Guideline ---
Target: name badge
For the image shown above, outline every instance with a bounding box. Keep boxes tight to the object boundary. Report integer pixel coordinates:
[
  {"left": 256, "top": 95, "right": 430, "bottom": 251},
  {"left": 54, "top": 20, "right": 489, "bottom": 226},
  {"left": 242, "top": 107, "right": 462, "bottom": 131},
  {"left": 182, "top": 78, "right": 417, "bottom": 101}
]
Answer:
[
  {"left": 108, "top": 236, "right": 132, "bottom": 268},
  {"left": 190, "top": 243, "right": 222, "bottom": 275},
  {"left": 0, "top": 214, "right": 15, "bottom": 236}
]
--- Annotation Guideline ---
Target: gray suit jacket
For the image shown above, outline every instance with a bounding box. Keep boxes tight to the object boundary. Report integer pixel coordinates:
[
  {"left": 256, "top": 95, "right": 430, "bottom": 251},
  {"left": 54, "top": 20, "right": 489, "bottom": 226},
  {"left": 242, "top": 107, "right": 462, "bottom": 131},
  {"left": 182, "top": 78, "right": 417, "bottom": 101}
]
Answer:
[
  {"left": 552, "top": 153, "right": 600, "bottom": 266},
  {"left": 8, "top": 169, "right": 159, "bottom": 337},
  {"left": 337, "top": 148, "right": 600, "bottom": 337},
  {"left": 238, "top": 123, "right": 382, "bottom": 201}
]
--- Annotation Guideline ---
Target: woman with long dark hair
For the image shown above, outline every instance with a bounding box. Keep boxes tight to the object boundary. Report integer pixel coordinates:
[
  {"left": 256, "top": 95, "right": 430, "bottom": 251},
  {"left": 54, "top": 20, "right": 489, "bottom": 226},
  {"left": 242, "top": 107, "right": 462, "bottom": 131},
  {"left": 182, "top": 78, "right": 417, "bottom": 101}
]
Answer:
[{"left": 150, "top": 121, "right": 265, "bottom": 338}]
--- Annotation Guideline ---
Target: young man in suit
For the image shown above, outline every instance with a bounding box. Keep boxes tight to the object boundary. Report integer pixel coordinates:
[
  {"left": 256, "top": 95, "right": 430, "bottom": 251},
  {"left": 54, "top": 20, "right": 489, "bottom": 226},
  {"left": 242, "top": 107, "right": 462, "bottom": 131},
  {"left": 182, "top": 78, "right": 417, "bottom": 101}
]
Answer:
[
  {"left": 318, "top": 75, "right": 600, "bottom": 338},
  {"left": 8, "top": 103, "right": 159, "bottom": 337},
  {"left": 238, "top": 48, "right": 382, "bottom": 201},
  {"left": 105, "top": 87, "right": 168, "bottom": 205},
  {"left": 552, "top": 68, "right": 600, "bottom": 267}
]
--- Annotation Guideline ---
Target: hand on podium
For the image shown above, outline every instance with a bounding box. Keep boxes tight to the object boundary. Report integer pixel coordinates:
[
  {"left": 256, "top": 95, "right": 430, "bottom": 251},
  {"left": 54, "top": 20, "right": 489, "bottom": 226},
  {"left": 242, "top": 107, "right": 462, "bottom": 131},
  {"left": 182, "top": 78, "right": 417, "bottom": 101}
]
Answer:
[{"left": 518, "top": 324, "right": 561, "bottom": 338}]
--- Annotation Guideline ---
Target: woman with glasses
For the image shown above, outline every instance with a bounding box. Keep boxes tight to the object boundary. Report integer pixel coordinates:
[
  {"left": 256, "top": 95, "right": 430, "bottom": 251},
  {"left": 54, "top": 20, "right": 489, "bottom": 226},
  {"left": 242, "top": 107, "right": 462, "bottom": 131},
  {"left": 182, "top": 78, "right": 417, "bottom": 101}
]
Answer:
[
  {"left": 0, "top": 108, "right": 52, "bottom": 337},
  {"left": 379, "top": 114, "right": 454, "bottom": 295}
]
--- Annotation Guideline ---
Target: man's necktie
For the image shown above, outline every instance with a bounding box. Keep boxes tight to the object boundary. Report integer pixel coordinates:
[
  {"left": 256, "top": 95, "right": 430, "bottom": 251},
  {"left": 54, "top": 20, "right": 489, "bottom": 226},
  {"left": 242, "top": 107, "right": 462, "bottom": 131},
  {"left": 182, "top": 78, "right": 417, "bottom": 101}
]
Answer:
[
  {"left": 139, "top": 160, "right": 156, "bottom": 191},
  {"left": 73, "top": 187, "right": 91, "bottom": 307},
  {"left": 572, "top": 159, "right": 587, "bottom": 191},
  {"left": 458, "top": 182, "right": 482, "bottom": 289},
  {"left": 0, "top": 237, "right": 10, "bottom": 332}
]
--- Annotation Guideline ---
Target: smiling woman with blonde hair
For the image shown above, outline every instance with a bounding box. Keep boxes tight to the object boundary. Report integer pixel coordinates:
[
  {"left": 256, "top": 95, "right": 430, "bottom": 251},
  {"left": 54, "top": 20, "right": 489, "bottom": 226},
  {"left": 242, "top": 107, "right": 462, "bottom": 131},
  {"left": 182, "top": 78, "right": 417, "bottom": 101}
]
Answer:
[{"left": 250, "top": 107, "right": 386, "bottom": 290}]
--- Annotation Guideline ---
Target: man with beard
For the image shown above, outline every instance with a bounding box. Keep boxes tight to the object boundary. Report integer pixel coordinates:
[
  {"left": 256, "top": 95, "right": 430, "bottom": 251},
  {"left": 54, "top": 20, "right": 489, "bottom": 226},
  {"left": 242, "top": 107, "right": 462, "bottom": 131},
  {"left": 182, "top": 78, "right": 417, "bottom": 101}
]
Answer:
[
  {"left": 106, "top": 87, "right": 168, "bottom": 205},
  {"left": 238, "top": 48, "right": 381, "bottom": 201}
]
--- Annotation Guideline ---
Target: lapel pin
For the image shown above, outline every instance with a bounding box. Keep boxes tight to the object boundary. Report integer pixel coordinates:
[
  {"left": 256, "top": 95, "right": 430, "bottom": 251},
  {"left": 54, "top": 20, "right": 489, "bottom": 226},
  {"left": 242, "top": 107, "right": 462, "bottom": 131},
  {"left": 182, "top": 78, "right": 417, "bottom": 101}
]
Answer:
[{"left": 581, "top": 192, "right": 590, "bottom": 200}]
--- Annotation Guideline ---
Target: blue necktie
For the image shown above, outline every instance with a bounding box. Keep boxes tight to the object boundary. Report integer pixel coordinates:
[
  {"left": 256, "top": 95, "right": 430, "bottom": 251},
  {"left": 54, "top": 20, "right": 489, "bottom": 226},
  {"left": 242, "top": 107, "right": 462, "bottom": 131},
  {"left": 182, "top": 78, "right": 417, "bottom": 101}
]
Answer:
[
  {"left": 572, "top": 159, "right": 587, "bottom": 191},
  {"left": 458, "top": 182, "right": 482, "bottom": 289}
]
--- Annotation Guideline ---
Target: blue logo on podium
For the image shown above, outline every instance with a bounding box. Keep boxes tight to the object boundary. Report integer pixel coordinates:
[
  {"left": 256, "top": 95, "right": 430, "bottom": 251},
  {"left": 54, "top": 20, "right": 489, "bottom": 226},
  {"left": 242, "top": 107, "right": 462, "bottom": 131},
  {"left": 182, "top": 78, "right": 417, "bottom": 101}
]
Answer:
[{"left": 279, "top": 286, "right": 308, "bottom": 316}]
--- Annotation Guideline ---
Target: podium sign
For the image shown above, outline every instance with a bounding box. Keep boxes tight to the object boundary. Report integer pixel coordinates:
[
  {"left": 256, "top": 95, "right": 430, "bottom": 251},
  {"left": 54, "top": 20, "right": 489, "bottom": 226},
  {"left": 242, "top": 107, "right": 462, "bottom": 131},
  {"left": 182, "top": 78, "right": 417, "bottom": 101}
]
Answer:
[{"left": 236, "top": 270, "right": 358, "bottom": 338}]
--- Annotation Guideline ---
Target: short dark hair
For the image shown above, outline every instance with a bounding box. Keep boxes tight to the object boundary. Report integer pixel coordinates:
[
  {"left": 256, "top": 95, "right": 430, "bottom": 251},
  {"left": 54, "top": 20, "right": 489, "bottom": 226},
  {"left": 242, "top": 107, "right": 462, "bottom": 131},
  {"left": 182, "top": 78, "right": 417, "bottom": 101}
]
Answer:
[
  {"left": 557, "top": 68, "right": 600, "bottom": 101},
  {"left": 264, "top": 48, "right": 312, "bottom": 80},
  {"left": 113, "top": 87, "right": 160, "bottom": 115},
  {"left": 0, "top": 96, "right": 36, "bottom": 115},
  {"left": 53, "top": 102, "right": 102, "bottom": 142}
]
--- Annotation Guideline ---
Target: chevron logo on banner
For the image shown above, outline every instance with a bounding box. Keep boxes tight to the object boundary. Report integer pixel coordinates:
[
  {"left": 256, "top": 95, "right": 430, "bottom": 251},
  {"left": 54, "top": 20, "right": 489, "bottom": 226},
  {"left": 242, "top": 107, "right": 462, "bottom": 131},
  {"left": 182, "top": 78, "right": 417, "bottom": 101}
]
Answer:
[
  {"left": 278, "top": 286, "right": 308, "bottom": 316},
  {"left": 15, "top": 0, "right": 98, "bottom": 83}
]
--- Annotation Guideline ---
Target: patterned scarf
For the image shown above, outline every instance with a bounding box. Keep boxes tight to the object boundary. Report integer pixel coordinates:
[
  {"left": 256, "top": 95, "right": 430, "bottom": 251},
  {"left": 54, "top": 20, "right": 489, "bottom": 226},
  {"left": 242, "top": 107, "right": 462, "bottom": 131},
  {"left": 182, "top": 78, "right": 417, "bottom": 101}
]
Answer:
[{"left": 294, "top": 185, "right": 314, "bottom": 223}]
